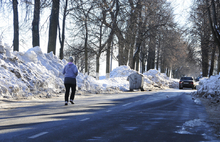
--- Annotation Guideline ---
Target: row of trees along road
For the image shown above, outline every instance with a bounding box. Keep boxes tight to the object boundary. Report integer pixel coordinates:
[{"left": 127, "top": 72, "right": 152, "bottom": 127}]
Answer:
[
  {"left": 0, "top": 0, "right": 202, "bottom": 79},
  {"left": 189, "top": 0, "right": 220, "bottom": 77}
]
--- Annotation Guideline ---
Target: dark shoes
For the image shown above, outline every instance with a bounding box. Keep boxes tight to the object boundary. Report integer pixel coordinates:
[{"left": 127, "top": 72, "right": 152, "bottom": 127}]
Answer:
[
  {"left": 65, "top": 101, "right": 68, "bottom": 105},
  {"left": 65, "top": 100, "right": 74, "bottom": 105},
  {"left": 70, "top": 100, "right": 74, "bottom": 104}
]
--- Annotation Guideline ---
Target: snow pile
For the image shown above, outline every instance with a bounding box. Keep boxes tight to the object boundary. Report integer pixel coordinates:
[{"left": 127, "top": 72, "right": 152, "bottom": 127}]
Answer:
[
  {"left": 195, "top": 75, "right": 220, "bottom": 101},
  {"left": 0, "top": 46, "right": 65, "bottom": 99},
  {"left": 76, "top": 66, "right": 135, "bottom": 93},
  {"left": 143, "top": 69, "right": 179, "bottom": 89},
  {"left": 76, "top": 73, "right": 121, "bottom": 94},
  {"left": 176, "top": 119, "right": 209, "bottom": 135},
  {"left": 0, "top": 41, "right": 179, "bottom": 99},
  {"left": 108, "top": 67, "right": 178, "bottom": 91},
  {"left": 183, "top": 119, "right": 208, "bottom": 127},
  {"left": 110, "top": 66, "right": 137, "bottom": 78}
]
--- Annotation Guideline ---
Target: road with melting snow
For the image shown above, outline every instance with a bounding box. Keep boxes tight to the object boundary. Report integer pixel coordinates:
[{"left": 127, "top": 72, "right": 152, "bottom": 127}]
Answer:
[{"left": 0, "top": 89, "right": 219, "bottom": 142}]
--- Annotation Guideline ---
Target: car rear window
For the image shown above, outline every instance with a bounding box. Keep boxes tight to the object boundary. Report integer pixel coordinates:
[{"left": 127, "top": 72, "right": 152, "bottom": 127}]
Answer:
[{"left": 180, "top": 77, "right": 193, "bottom": 80}]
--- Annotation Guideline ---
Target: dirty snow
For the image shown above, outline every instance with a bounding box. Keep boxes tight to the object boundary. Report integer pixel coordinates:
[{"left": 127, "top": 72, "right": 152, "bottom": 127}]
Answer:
[
  {"left": 194, "top": 98, "right": 202, "bottom": 105},
  {"left": 175, "top": 119, "right": 209, "bottom": 135},
  {"left": 183, "top": 119, "right": 208, "bottom": 127}
]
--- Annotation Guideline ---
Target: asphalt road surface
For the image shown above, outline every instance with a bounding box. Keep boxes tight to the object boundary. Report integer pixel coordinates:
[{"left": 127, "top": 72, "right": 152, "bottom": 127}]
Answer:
[{"left": 0, "top": 89, "right": 219, "bottom": 142}]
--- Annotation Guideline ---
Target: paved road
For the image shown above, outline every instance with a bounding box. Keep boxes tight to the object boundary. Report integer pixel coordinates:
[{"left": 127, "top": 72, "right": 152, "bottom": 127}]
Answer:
[{"left": 0, "top": 89, "right": 219, "bottom": 142}]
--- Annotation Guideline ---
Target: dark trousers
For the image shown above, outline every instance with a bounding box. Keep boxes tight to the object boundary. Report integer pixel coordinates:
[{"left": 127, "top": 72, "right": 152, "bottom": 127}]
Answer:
[{"left": 64, "top": 84, "right": 76, "bottom": 102}]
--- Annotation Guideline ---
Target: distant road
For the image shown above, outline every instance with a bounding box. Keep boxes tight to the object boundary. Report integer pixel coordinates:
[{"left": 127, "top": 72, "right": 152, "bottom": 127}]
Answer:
[{"left": 0, "top": 89, "right": 219, "bottom": 142}]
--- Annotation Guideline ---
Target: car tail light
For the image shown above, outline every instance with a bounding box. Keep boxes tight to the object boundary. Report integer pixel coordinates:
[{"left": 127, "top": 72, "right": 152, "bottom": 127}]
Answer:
[{"left": 190, "top": 82, "right": 193, "bottom": 84}]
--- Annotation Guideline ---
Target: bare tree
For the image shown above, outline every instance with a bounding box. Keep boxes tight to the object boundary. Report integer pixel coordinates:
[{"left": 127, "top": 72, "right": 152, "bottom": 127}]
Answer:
[
  {"left": 190, "top": 0, "right": 211, "bottom": 77},
  {"left": 206, "top": 0, "right": 220, "bottom": 73},
  {"left": 102, "top": 0, "right": 130, "bottom": 67}
]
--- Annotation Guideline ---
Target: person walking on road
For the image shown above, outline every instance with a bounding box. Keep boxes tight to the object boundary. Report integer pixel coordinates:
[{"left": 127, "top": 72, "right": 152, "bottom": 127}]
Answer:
[{"left": 63, "top": 57, "right": 78, "bottom": 105}]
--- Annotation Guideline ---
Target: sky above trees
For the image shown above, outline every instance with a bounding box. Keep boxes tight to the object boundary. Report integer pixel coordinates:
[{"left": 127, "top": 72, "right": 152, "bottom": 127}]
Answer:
[
  {"left": 167, "top": 0, "right": 193, "bottom": 26},
  {"left": 0, "top": 0, "right": 192, "bottom": 53}
]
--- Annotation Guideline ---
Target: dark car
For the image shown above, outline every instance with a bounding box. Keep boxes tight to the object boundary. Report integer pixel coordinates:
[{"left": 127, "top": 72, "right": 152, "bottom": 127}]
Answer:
[{"left": 179, "top": 77, "right": 196, "bottom": 89}]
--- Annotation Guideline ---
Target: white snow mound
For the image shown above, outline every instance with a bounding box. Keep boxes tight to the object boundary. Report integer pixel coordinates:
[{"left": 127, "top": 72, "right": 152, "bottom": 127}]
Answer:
[
  {"left": 143, "top": 69, "right": 179, "bottom": 89},
  {"left": 196, "top": 75, "right": 220, "bottom": 99}
]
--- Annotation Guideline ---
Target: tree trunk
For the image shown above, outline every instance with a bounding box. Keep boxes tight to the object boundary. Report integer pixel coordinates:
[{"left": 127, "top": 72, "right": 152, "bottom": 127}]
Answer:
[
  {"left": 160, "top": 47, "right": 165, "bottom": 73},
  {"left": 106, "top": 41, "right": 111, "bottom": 79},
  {"left": 129, "top": 38, "right": 135, "bottom": 69},
  {"left": 127, "top": 25, "right": 136, "bottom": 69},
  {"left": 132, "top": 41, "right": 141, "bottom": 71},
  {"left": 209, "top": 45, "right": 216, "bottom": 77},
  {"left": 59, "top": 0, "right": 68, "bottom": 60},
  {"left": 141, "top": 39, "right": 147, "bottom": 73},
  {"left": 141, "top": 57, "right": 145, "bottom": 73},
  {"left": 134, "top": 32, "right": 142, "bottom": 72},
  {"left": 106, "top": 38, "right": 113, "bottom": 79},
  {"left": 166, "top": 68, "right": 169, "bottom": 77},
  {"left": 218, "top": 51, "right": 220, "bottom": 73},
  {"left": 96, "top": 23, "right": 103, "bottom": 80},
  {"left": 128, "top": 0, "right": 140, "bottom": 69},
  {"left": 116, "top": 33, "right": 127, "bottom": 66},
  {"left": 32, "top": 0, "right": 40, "bottom": 47},
  {"left": 105, "top": 30, "right": 114, "bottom": 79},
  {"left": 135, "top": 51, "right": 139, "bottom": 71},
  {"left": 13, "top": 0, "right": 19, "bottom": 51},
  {"left": 156, "top": 37, "right": 161, "bottom": 70},
  {"left": 147, "top": 34, "right": 156, "bottom": 71},
  {"left": 96, "top": 54, "right": 100, "bottom": 80},
  {"left": 201, "top": 38, "right": 209, "bottom": 77},
  {"left": 47, "top": 0, "right": 60, "bottom": 54},
  {"left": 132, "top": 3, "right": 143, "bottom": 71},
  {"left": 85, "top": 21, "right": 88, "bottom": 75}
]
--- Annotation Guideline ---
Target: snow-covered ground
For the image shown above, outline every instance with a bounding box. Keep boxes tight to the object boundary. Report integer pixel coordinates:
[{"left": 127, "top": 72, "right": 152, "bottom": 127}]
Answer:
[{"left": 0, "top": 41, "right": 179, "bottom": 100}]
